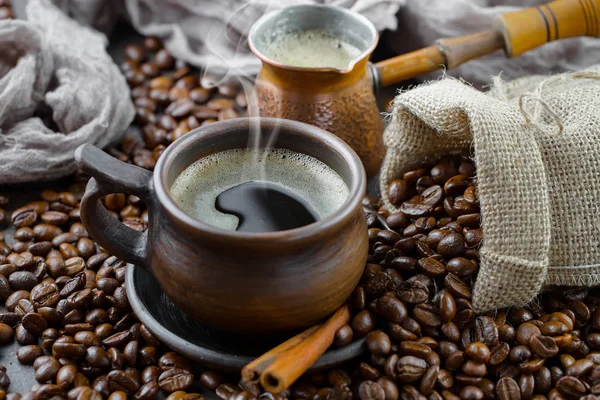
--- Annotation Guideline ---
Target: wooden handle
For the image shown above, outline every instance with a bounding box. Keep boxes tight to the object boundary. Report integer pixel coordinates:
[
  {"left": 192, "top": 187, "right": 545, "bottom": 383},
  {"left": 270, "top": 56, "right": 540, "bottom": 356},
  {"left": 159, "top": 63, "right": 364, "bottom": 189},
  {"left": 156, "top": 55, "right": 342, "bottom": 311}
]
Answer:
[
  {"left": 373, "top": 0, "right": 599, "bottom": 88},
  {"left": 374, "top": 31, "right": 505, "bottom": 87},
  {"left": 496, "top": 0, "right": 600, "bottom": 57},
  {"left": 436, "top": 30, "right": 505, "bottom": 70},
  {"left": 374, "top": 45, "right": 446, "bottom": 88}
]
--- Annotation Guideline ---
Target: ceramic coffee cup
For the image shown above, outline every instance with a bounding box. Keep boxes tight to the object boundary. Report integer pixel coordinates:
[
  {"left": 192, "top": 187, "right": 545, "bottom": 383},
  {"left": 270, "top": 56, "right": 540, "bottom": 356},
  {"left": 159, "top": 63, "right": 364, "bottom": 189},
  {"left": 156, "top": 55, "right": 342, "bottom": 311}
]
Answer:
[{"left": 75, "top": 118, "right": 368, "bottom": 334}]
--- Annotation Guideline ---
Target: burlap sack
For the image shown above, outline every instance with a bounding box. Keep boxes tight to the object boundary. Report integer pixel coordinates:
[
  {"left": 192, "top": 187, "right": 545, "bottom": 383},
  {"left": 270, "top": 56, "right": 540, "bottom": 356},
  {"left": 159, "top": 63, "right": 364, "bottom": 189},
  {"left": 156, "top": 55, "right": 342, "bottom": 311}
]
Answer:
[{"left": 380, "top": 65, "right": 600, "bottom": 312}]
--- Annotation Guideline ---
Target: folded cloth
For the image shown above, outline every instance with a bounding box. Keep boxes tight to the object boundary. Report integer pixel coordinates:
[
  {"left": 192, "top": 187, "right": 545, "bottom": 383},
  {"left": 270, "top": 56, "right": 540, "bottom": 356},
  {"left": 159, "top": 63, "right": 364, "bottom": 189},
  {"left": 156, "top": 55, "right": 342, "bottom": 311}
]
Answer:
[{"left": 0, "top": 0, "right": 134, "bottom": 184}]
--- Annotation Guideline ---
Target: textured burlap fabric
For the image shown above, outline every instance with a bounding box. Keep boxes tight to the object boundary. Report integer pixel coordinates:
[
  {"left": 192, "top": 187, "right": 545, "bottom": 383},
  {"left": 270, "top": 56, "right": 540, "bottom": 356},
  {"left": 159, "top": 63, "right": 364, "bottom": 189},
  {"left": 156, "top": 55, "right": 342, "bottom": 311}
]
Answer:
[{"left": 380, "top": 65, "right": 600, "bottom": 312}]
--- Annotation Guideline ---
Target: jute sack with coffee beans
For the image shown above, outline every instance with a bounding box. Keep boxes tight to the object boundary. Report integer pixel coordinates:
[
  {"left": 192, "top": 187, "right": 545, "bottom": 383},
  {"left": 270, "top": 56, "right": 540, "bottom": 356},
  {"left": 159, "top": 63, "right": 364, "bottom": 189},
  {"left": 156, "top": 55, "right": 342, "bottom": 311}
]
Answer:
[{"left": 380, "top": 64, "right": 600, "bottom": 313}]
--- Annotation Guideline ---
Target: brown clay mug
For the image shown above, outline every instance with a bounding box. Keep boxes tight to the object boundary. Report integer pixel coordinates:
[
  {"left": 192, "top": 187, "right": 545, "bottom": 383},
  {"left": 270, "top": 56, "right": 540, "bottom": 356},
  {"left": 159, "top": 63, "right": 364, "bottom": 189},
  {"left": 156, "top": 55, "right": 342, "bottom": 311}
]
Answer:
[{"left": 75, "top": 117, "right": 368, "bottom": 334}]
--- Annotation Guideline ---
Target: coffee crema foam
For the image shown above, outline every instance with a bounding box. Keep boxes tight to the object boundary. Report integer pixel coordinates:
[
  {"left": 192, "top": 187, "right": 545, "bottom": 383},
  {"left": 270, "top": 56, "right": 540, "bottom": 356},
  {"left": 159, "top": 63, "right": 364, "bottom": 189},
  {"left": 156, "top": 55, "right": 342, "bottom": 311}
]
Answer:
[
  {"left": 169, "top": 148, "right": 350, "bottom": 231},
  {"left": 264, "top": 29, "right": 362, "bottom": 70}
]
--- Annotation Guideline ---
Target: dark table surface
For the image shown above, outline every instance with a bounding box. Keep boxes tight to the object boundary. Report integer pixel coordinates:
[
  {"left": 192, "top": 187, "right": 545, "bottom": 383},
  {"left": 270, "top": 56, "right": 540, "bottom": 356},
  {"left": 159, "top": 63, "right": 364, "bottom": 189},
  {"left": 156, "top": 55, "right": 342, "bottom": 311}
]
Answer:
[{"left": 1, "top": 1, "right": 410, "bottom": 395}]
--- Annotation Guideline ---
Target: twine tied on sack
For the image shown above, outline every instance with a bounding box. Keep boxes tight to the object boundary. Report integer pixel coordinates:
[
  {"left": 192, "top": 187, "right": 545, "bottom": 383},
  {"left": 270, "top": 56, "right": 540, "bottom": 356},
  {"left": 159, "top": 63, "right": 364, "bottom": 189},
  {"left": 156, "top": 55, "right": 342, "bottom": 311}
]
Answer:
[
  {"left": 380, "top": 65, "right": 600, "bottom": 312},
  {"left": 518, "top": 71, "right": 600, "bottom": 137}
]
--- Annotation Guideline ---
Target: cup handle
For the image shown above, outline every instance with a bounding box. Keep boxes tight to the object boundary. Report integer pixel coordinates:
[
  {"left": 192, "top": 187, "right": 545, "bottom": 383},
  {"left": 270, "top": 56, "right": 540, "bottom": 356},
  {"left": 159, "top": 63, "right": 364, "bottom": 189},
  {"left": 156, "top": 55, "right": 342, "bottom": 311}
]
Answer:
[{"left": 75, "top": 144, "right": 153, "bottom": 268}]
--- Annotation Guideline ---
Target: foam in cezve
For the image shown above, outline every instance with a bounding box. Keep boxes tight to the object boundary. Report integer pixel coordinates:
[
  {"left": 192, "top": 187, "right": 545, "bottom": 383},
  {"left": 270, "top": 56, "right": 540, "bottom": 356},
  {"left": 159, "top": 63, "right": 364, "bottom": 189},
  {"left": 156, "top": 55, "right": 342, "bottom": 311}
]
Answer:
[
  {"left": 169, "top": 148, "right": 350, "bottom": 232},
  {"left": 264, "top": 29, "right": 362, "bottom": 70}
]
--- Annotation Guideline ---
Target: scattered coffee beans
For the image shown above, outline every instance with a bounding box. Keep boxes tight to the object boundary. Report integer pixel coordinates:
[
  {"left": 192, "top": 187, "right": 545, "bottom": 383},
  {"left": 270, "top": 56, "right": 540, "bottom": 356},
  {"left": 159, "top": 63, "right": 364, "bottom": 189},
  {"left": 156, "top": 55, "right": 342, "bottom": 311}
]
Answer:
[
  {"left": 1, "top": 33, "right": 599, "bottom": 400},
  {"left": 111, "top": 38, "right": 248, "bottom": 172}
]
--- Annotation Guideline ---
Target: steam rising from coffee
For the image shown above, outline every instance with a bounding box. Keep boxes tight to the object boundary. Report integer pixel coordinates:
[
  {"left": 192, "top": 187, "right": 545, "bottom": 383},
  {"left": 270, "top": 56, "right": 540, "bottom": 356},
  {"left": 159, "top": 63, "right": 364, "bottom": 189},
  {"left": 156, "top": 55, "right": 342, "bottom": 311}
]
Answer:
[
  {"left": 182, "top": 1, "right": 352, "bottom": 233},
  {"left": 199, "top": 0, "right": 284, "bottom": 182}
]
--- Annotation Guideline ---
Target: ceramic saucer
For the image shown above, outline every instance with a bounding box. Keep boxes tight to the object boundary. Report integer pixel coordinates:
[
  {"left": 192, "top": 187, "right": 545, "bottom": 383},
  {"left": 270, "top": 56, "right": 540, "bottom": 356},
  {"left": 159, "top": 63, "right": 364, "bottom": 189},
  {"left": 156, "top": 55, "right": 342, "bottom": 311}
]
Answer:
[{"left": 126, "top": 265, "right": 366, "bottom": 372}]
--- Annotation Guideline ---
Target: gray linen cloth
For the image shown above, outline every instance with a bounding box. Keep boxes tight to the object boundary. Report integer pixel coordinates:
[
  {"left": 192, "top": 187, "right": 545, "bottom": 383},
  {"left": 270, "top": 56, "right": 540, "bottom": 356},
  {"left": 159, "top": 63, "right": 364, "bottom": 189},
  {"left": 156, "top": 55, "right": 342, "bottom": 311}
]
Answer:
[
  {"left": 53, "top": 0, "right": 600, "bottom": 85},
  {"left": 53, "top": 0, "right": 406, "bottom": 77},
  {"left": 0, "top": 0, "right": 134, "bottom": 184}
]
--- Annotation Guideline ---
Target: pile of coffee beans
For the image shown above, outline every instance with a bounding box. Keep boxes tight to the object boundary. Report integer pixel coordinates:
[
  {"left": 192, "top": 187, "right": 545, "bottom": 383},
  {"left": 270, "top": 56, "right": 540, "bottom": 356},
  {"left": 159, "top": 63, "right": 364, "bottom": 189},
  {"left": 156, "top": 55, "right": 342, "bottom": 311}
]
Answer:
[
  {"left": 191, "top": 155, "right": 600, "bottom": 400},
  {"left": 113, "top": 38, "right": 248, "bottom": 171},
  {"left": 0, "top": 189, "right": 216, "bottom": 399},
  {"left": 2, "top": 33, "right": 600, "bottom": 399},
  {"left": 0, "top": 0, "right": 12, "bottom": 20}
]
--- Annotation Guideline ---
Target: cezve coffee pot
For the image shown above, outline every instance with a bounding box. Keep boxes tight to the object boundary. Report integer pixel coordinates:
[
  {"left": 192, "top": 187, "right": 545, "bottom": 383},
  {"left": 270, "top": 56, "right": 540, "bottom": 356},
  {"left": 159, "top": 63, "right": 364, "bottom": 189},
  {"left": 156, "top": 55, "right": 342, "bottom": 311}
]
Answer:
[{"left": 248, "top": 0, "right": 599, "bottom": 176}]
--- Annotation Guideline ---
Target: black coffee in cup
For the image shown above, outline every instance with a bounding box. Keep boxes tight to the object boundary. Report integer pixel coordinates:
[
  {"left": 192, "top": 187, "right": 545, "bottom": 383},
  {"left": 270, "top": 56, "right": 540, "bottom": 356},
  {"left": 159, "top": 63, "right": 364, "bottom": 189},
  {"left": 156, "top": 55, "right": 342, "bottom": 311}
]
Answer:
[{"left": 169, "top": 148, "right": 349, "bottom": 233}]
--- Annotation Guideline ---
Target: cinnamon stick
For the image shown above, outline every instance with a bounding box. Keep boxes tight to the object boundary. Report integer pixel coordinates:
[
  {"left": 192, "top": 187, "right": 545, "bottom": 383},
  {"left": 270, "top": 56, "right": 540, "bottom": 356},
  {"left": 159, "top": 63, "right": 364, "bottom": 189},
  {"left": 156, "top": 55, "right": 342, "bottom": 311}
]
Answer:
[
  {"left": 259, "top": 304, "right": 351, "bottom": 393},
  {"left": 241, "top": 324, "right": 320, "bottom": 383}
]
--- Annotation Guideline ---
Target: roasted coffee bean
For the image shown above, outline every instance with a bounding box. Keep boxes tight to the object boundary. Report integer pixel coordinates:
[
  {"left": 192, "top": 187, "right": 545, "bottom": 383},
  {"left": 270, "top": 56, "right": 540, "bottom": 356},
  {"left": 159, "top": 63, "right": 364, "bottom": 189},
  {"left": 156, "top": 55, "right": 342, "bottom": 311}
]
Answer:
[
  {"left": 64, "top": 257, "right": 85, "bottom": 276},
  {"left": 199, "top": 371, "right": 224, "bottom": 391},
  {"left": 430, "top": 163, "right": 458, "bottom": 185},
  {"left": 53, "top": 342, "right": 86, "bottom": 359},
  {"left": 0, "top": 312, "right": 19, "bottom": 328},
  {"left": 136, "top": 346, "right": 157, "bottom": 367},
  {"left": 108, "top": 369, "right": 140, "bottom": 394},
  {"left": 419, "top": 257, "right": 446, "bottom": 277},
  {"left": 16, "top": 323, "right": 36, "bottom": 345},
  {"left": 6, "top": 290, "right": 30, "bottom": 312},
  {"left": 60, "top": 274, "right": 85, "bottom": 297},
  {"left": 34, "top": 356, "right": 61, "bottom": 383},
  {"left": 446, "top": 257, "right": 478, "bottom": 278},
  {"left": 509, "top": 345, "right": 531, "bottom": 363},
  {"left": 0, "top": 276, "right": 11, "bottom": 302},
  {"left": 74, "top": 330, "right": 101, "bottom": 347},
  {"left": 108, "top": 347, "right": 125, "bottom": 370},
  {"left": 326, "top": 370, "right": 350, "bottom": 387},
  {"left": 134, "top": 380, "right": 160, "bottom": 400},
  {"left": 0, "top": 368, "right": 8, "bottom": 390},
  {"left": 15, "top": 298, "right": 34, "bottom": 316},
  {"left": 366, "top": 331, "right": 391, "bottom": 356},
  {"left": 357, "top": 381, "right": 385, "bottom": 400},
  {"left": 388, "top": 180, "right": 409, "bottom": 206},
  {"left": 416, "top": 176, "right": 435, "bottom": 194},
  {"left": 376, "top": 295, "right": 407, "bottom": 324},
  {"left": 414, "top": 303, "right": 442, "bottom": 328},
  {"left": 566, "top": 358, "right": 593, "bottom": 377},
  {"left": 37, "top": 307, "right": 62, "bottom": 326},
  {"left": 437, "top": 233, "right": 465, "bottom": 258},
  {"left": 530, "top": 335, "right": 559, "bottom": 358},
  {"left": 86, "top": 346, "right": 110, "bottom": 369},
  {"left": 68, "top": 288, "right": 93, "bottom": 309},
  {"left": 556, "top": 376, "right": 586, "bottom": 398},
  {"left": 0, "top": 322, "right": 13, "bottom": 345},
  {"left": 22, "top": 312, "right": 47, "bottom": 336},
  {"left": 158, "top": 368, "right": 194, "bottom": 393},
  {"left": 30, "top": 283, "right": 59, "bottom": 308},
  {"left": 352, "top": 310, "right": 375, "bottom": 338},
  {"left": 12, "top": 208, "right": 37, "bottom": 228},
  {"left": 158, "top": 352, "right": 192, "bottom": 371},
  {"left": 462, "top": 359, "right": 487, "bottom": 377},
  {"left": 9, "top": 271, "right": 37, "bottom": 291},
  {"left": 396, "top": 356, "right": 427, "bottom": 382},
  {"left": 444, "top": 273, "right": 471, "bottom": 299},
  {"left": 95, "top": 323, "right": 113, "bottom": 340},
  {"left": 465, "top": 342, "right": 491, "bottom": 364},
  {"left": 517, "top": 323, "right": 543, "bottom": 345}
]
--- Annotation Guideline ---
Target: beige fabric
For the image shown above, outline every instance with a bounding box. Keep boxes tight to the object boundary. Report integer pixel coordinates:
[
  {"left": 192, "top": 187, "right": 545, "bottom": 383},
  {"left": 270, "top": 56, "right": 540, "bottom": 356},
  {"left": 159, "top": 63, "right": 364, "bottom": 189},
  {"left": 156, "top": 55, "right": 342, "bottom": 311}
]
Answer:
[{"left": 380, "top": 65, "right": 600, "bottom": 312}]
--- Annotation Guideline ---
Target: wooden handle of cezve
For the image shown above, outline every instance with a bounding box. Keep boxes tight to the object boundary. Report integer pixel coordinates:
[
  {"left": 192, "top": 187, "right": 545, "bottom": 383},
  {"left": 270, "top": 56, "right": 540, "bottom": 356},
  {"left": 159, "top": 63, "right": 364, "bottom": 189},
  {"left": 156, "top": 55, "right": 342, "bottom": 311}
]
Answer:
[{"left": 373, "top": 0, "right": 600, "bottom": 88}]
